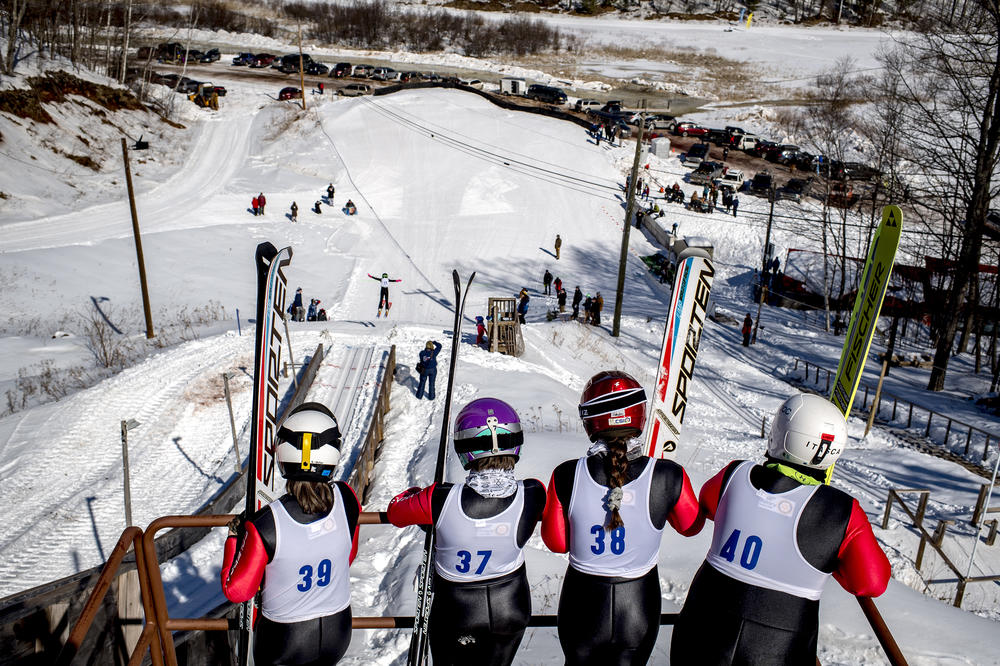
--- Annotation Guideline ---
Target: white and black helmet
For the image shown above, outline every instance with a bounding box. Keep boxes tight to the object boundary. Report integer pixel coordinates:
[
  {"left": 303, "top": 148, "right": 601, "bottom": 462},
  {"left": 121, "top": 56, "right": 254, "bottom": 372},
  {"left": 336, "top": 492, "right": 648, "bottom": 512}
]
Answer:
[
  {"left": 767, "top": 393, "right": 847, "bottom": 470},
  {"left": 276, "top": 402, "right": 342, "bottom": 482}
]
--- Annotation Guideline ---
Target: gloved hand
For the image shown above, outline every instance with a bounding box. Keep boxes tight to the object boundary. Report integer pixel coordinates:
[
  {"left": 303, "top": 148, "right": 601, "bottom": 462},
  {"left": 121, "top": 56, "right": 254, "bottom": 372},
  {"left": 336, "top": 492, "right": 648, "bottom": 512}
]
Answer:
[{"left": 227, "top": 511, "right": 246, "bottom": 537}]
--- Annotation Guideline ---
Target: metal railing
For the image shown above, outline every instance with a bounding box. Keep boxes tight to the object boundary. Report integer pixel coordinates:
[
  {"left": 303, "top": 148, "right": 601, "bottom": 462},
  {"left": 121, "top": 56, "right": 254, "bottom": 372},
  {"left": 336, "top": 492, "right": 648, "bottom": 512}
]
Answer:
[{"left": 57, "top": 512, "right": 908, "bottom": 666}]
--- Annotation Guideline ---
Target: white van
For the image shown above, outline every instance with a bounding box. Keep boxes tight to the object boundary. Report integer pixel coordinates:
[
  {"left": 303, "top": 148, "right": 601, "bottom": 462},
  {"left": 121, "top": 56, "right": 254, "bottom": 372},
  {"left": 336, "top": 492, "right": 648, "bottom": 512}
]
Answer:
[{"left": 734, "top": 134, "right": 759, "bottom": 151}]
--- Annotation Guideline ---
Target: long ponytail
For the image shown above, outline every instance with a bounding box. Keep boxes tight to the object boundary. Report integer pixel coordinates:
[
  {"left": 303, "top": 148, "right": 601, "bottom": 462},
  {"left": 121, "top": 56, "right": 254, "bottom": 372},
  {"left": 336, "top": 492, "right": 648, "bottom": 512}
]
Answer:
[
  {"left": 288, "top": 479, "right": 335, "bottom": 515},
  {"left": 602, "top": 437, "right": 630, "bottom": 530}
]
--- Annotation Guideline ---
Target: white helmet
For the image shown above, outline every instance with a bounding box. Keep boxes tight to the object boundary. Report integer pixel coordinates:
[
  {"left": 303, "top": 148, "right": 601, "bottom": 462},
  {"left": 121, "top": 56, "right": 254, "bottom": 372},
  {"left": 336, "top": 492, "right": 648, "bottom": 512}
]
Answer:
[
  {"left": 767, "top": 394, "right": 847, "bottom": 470},
  {"left": 276, "top": 402, "right": 342, "bottom": 482}
]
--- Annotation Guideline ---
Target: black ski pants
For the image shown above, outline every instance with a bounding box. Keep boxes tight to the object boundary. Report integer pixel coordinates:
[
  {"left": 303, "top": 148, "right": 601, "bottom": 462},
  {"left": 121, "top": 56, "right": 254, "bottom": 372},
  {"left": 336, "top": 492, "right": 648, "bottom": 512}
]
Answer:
[
  {"left": 253, "top": 606, "right": 351, "bottom": 666},
  {"left": 378, "top": 287, "right": 389, "bottom": 309},
  {"left": 557, "top": 566, "right": 661, "bottom": 666},
  {"left": 429, "top": 567, "right": 531, "bottom": 666}
]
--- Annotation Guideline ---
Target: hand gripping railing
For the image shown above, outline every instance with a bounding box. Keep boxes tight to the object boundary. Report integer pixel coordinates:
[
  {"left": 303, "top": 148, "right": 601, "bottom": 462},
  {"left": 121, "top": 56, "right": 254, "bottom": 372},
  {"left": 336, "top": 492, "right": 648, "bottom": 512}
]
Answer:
[{"left": 58, "top": 512, "right": 907, "bottom": 665}]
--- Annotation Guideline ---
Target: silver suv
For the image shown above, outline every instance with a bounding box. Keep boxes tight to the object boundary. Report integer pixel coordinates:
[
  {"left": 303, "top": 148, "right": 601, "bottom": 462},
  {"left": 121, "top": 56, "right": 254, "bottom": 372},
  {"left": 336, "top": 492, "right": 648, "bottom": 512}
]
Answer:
[{"left": 339, "top": 83, "right": 372, "bottom": 97}]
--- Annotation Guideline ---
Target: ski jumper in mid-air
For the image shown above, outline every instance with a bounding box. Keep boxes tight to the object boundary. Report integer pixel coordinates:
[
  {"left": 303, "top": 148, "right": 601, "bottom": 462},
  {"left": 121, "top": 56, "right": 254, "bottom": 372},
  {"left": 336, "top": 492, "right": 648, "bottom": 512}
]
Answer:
[
  {"left": 220, "top": 403, "right": 361, "bottom": 666},
  {"left": 670, "top": 393, "right": 891, "bottom": 665},
  {"left": 388, "top": 398, "right": 546, "bottom": 666},
  {"left": 368, "top": 272, "right": 401, "bottom": 316},
  {"left": 541, "top": 371, "right": 703, "bottom": 665}
]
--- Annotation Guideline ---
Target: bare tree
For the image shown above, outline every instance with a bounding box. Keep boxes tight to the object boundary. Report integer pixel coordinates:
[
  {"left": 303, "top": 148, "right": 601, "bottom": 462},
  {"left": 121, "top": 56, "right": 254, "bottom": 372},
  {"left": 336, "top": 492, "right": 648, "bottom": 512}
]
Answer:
[
  {"left": 881, "top": 0, "right": 1000, "bottom": 390},
  {"left": 0, "top": 0, "right": 30, "bottom": 74}
]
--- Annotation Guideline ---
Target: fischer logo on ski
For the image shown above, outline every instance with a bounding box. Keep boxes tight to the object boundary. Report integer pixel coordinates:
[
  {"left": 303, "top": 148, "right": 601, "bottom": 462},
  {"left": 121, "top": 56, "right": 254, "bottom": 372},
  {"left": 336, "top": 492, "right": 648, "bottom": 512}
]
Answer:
[{"left": 647, "top": 248, "right": 715, "bottom": 459}]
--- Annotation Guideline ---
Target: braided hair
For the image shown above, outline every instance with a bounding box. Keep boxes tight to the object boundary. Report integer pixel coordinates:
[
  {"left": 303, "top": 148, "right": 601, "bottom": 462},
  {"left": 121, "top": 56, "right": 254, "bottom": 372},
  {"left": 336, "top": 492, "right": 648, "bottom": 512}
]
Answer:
[{"left": 602, "top": 435, "right": 632, "bottom": 530}]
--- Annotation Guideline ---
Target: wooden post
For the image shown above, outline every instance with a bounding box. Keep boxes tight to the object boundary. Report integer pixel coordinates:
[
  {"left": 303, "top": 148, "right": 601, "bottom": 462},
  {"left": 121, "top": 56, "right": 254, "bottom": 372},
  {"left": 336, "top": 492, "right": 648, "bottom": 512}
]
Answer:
[
  {"left": 117, "top": 568, "right": 142, "bottom": 655},
  {"left": 907, "top": 402, "right": 913, "bottom": 428},
  {"left": 881, "top": 489, "right": 895, "bottom": 529},
  {"left": 612, "top": 101, "right": 645, "bottom": 337},
  {"left": 223, "top": 372, "right": 242, "bottom": 475},
  {"left": 121, "top": 420, "right": 134, "bottom": 527},
  {"left": 865, "top": 359, "right": 889, "bottom": 436},
  {"left": 964, "top": 427, "right": 972, "bottom": 455},
  {"left": 121, "top": 138, "right": 154, "bottom": 339},
  {"left": 925, "top": 412, "right": 933, "bottom": 437},
  {"left": 298, "top": 24, "right": 307, "bottom": 111},
  {"left": 283, "top": 316, "right": 298, "bottom": 388}
]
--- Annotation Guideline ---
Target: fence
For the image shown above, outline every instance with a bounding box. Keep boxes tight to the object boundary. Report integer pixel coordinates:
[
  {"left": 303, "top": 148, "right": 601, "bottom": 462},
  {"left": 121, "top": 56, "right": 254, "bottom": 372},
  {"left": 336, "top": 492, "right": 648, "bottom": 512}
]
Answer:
[
  {"left": 793, "top": 358, "right": 1000, "bottom": 468},
  {"left": 881, "top": 488, "right": 1000, "bottom": 608},
  {"left": 0, "top": 342, "right": 400, "bottom": 664},
  {"left": 55, "top": 513, "right": 907, "bottom": 666},
  {"left": 348, "top": 346, "right": 396, "bottom": 503}
]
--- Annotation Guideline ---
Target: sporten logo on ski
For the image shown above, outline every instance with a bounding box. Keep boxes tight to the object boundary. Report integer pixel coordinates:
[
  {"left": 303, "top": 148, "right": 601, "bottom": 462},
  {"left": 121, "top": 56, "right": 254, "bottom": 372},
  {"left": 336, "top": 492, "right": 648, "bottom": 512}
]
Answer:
[
  {"left": 260, "top": 272, "right": 289, "bottom": 496},
  {"left": 669, "top": 261, "right": 714, "bottom": 423}
]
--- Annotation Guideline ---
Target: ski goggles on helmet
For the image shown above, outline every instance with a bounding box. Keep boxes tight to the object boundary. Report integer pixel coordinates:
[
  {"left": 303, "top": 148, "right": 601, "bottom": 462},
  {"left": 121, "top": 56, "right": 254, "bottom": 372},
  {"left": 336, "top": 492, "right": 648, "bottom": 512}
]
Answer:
[
  {"left": 453, "top": 419, "right": 523, "bottom": 467},
  {"left": 578, "top": 386, "right": 647, "bottom": 420}
]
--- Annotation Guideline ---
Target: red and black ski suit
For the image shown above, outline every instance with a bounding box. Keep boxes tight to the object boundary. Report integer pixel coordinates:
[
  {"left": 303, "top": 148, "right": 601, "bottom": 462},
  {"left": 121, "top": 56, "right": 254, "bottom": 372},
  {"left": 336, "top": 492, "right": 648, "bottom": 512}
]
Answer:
[
  {"left": 670, "top": 460, "right": 891, "bottom": 665},
  {"left": 368, "top": 273, "right": 401, "bottom": 310},
  {"left": 541, "top": 453, "right": 702, "bottom": 665},
  {"left": 221, "top": 483, "right": 361, "bottom": 666},
  {"left": 387, "top": 479, "right": 546, "bottom": 666}
]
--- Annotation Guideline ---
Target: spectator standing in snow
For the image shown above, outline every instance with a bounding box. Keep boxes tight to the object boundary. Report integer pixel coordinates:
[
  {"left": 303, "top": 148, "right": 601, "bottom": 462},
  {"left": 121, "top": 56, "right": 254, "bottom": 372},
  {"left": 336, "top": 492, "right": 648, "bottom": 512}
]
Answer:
[
  {"left": 571, "top": 286, "right": 583, "bottom": 320},
  {"left": 251, "top": 196, "right": 259, "bottom": 216},
  {"left": 543, "top": 270, "right": 553, "bottom": 295},
  {"left": 722, "top": 146, "right": 730, "bottom": 162},
  {"left": 732, "top": 194, "right": 740, "bottom": 217},
  {"left": 475, "top": 316, "right": 488, "bottom": 347},
  {"left": 307, "top": 299, "right": 318, "bottom": 321},
  {"left": 258, "top": 193, "right": 267, "bottom": 215},
  {"left": 582, "top": 294, "right": 593, "bottom": 325},
  {"left": 220, "top": 403, "right": 359, "bottom": 666},
  {"left": 642, "top": 183, "right": 650, "bottom": 201},
  {"left": 517, "top": 288, "right": 530, "bottom": 324},
  {"left": 723, "top": 189, "right": 733, "bottom": 214},
  {"left": 595, "top": 124, "right": 602, "bottom": 146},
  {"left": 542, "top": 371, "right": 702, "bottom": 666},
  {"left": 290, "top": 201, "right": 298, "bottom": 222},
  {"left": 327, "top": 183, "right": 336, "bottom": 201},
  {"left": 554, "top": 277, "right": 563, "bottom": 294},
  {"left": 671, "top": 395, "right": 890, "bottom": 665},
  {"left": 288, "top": 287, "right": 305, "bottom": 321},
  {"left": 416, "top": 340, "right": 443, "bottom": 400},
  {"left": 318, "top": 82, "right": 324, "bottom": 94},
  {"left": 557, "top": 288, "right": 567, "bottom": 313},
  {"left": 833, "top": 314, "right": 845, "bottom": 336},
  {"left": 742, "top": 313, "right": 752, "bottom": 347},
  {"left": 592, "top": 292, "right": 604, "bottom": 326},
  {"left": 555, "top": 234, "right": 562, "bottom": 260}
]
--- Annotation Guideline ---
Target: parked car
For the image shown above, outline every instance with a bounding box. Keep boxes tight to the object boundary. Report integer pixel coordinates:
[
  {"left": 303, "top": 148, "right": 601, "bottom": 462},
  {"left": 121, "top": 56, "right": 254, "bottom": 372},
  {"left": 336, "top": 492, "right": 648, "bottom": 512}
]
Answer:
[
  {"left": 176, "top": 77, "right": 201, "bottom": 94},
  {"left": 331, "top": 62, "right": 352, "bottom": 78},
  {"left": 748, "top": 139, "right": 778, "bottom": 159},
  {"left": 777, "top": 177, "right": 813, "bottom": 202},
  {"left": 600, "top": 100, "right": 624, "bottom": 114},
  {"left": 278, "top": 53, "right": 313, "bottom": 73},
  {"left": 305, "top": 62, "right": 329, "bottom": 75},
  {"left": 645, "top": 114, "right": 676, "bottom": 131},
  {"left": 724, "top": 125, "right": 747, "bottom": 140},
  {"left": 705, "top": 128, "right": 731, "bottom": 145},
  {"left": 526, "top": 84, "right": 567, "bottom": 104},
  {"left": 684, "top": 142, "right": 711, "bottom": 167},
  {"left": 250, "top": 54, "right": 275, "bottom": 68},
  {"left": 232, "top": 52, "right": 254, "bottom": 66},
  {"left": 352, "top": 64, "right": 374, "bottom": 78},
  {"left": 842, "top": 162, "right": 880, "bottom": 181},
  {"left": 767, "top": 144, "right": 799, "bottom": 163},
  {"left": 339, "top": 83, "right": 372, "bottom": 97},
  {"left": 788, "top": 151, "right": 816, "bottom": 171},
  {"left": 200, "top": 48, "right": 220, "bottom": 63},
  {"left": 278, "top": 86, "right": 302, "bottom": 101},
  {"left": 689, "top": 161, "right": 726, "bottom": 185},
  {"left": 674, "top": 121, "right": 709, "bottom": 138},
  {"left": 714, "top": 168, "right": 745, "bottom": 190},
  {"left": 372, "top": 67, "right": 397, "bottom": 81},
  {"left": 749, "top": 170, "right": 775, "bottom": 197},
  {"left": 733, "top": 133, "right": 760, "bottom": 152},
  {"left": 575, "top": 98, "right": 602, "bottom": 112}
]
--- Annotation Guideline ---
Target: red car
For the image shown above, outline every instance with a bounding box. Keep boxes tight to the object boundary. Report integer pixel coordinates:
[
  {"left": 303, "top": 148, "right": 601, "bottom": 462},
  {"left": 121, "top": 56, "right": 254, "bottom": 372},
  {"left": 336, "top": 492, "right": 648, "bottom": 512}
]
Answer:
[
  {"left": 673, "top": 121, "right": 709, "bottom": 138},
  {"left": 278, "top": 87, "right": 302, "bottom": 101},
  {"left": 250, "top": 53, "right": 275, "bottom": 68}
]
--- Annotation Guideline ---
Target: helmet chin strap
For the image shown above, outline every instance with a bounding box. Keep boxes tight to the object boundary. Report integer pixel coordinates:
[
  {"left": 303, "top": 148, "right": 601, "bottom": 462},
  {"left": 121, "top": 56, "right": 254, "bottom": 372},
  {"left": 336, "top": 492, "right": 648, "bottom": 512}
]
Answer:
[{"left": 486, "top": 416, "right": 500, "bottom": 454}]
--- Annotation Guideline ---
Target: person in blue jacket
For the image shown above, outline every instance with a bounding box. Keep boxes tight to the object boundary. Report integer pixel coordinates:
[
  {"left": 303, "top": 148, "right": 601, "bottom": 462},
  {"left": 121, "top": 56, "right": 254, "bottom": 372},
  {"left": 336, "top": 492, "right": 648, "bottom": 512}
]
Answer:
[{"left": 417, "top": 340, "right": 443, "bottom": 400}]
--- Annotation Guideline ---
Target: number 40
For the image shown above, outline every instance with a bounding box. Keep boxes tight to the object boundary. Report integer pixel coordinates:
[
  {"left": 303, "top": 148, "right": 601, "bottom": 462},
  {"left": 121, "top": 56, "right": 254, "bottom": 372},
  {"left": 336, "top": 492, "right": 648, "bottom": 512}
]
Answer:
[{"left": 719, "top": 529, "right": 762, "bottom": 570}]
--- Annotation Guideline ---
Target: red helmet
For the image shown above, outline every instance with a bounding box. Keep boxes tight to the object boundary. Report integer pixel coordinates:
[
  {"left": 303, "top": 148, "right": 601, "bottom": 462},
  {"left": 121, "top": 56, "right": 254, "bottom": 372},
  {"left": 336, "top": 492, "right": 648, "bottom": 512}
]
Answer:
[{"left": 578, "top": 371, "right": 647, "bottom": 442}]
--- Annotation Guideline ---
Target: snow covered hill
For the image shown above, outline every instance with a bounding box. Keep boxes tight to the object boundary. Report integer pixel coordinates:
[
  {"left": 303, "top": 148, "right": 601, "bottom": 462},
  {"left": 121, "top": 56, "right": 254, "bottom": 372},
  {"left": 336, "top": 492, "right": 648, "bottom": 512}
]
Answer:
[{"left": 1, "top": 44, "right": 999, "bottom": 664}]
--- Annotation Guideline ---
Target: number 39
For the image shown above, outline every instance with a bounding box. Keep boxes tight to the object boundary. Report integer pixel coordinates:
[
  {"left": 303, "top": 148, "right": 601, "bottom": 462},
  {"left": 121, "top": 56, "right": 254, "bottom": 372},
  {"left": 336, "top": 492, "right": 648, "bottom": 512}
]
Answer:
[{"left": 297, "top": 559, "right": 333, "bottom": 592}]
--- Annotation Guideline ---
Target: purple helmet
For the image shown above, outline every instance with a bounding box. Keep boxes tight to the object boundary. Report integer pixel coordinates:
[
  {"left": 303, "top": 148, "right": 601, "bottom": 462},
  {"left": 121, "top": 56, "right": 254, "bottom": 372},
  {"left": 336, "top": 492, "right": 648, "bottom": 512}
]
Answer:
[{"left": 453, "top": 398, "right": 523, "bottom": 469}]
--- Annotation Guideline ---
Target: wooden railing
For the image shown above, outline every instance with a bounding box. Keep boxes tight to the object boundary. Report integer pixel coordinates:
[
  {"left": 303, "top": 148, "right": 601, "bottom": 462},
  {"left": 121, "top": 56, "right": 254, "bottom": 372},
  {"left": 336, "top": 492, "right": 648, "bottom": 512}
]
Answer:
[
  {"left": 793, "top": 358, "right": 1000, "bottom": 466},
  {"left": 348, "top": 345, "right": 396, "bottom": 503}
]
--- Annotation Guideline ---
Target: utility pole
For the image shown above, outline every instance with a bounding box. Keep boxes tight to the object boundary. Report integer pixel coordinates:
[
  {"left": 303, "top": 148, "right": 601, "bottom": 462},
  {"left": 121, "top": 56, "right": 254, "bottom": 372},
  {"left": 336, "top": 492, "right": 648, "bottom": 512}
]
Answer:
[
  {"left": 762, "top": 186, "right": 775, "bottom": 272},
  {"left": 298, "top": 24, "right": 307, "bottom": 111},
  {"left": 121, "top": 138, "right": 154, "bottom": 338},
  {"left": 612, "top": 101, "right": 646, "bottom": 337}
]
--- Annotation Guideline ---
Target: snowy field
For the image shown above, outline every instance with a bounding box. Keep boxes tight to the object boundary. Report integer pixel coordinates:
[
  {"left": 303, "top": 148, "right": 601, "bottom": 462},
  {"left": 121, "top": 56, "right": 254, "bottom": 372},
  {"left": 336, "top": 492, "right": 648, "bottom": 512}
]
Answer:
[{"left": 1, "top": 18, "right": 999, "bottom": 666}]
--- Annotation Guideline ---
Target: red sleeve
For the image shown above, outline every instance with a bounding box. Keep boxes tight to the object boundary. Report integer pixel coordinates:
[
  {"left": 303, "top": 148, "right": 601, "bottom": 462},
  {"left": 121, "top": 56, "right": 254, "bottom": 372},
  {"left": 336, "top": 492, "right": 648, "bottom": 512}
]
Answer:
[
  {"left": 699, "top": 462, "right": 739, "bottom": 521},
  {"left": 667, "top": 468, "right": 705, "bottom": 536},
  {"left": 387, "top": 484, "right": 435, "bottom": 527},
  {"left": 342, "top": 483, "right": 362, "bottom": 565},
  {"left": 833, "top": 499, "right": 891, "bottom": 597},
  {"left": 541, "top": 471, "right": 569, "bottom": 553},
  {"left": 220, "top": 523, "right": 267, "bottom": 603}
]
